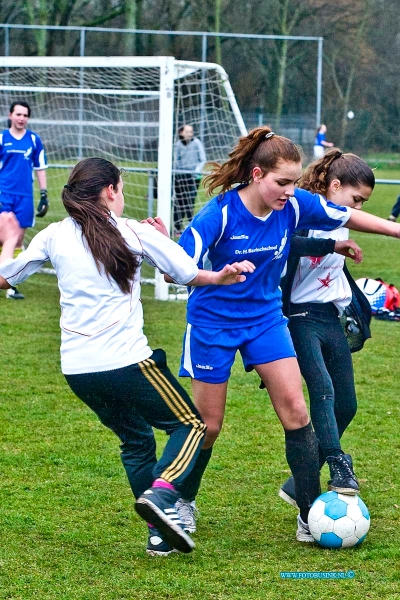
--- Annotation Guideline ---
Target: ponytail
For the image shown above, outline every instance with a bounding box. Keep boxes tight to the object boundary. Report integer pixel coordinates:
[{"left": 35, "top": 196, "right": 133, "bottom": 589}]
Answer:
[
  {"left": 300, "top": 148, "right": 375, "bottom": 195},
  {"left": 203, "top": 126, "right": 301, "bottom": 196},
  {"left": 62, "top": 158, "right": 140, "bottom": 294}
]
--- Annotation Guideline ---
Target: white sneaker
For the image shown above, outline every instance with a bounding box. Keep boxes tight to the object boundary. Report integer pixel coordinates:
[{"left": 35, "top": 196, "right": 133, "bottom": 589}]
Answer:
[
  {"left": 175, "top": 499, "right": 198, "bottom": 533},
  {"left": 296, "top": 515, "right": 315, "bottom": 543}
]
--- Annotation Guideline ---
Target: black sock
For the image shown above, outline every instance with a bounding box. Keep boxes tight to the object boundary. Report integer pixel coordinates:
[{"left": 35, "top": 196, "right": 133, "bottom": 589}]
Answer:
[{"left": 285, "top": 422, "right": 321, "bottom": 523}]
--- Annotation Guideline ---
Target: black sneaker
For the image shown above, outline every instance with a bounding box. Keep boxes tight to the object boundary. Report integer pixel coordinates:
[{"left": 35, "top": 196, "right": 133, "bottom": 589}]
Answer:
[
  {"left": 146, "top": 526, "right": 177, "bottom": 557},
  {"left": 278, "top": 476, "right": 299, "bottom": 510},
  {"left": 135, "top": 487, "right": 194, "bottom": 554},
  {"left": 6, "top": 286, "right": 25, "bottom": 300},
  {"left": 327, "top": 454, "right": 359, "bottom": 495}
]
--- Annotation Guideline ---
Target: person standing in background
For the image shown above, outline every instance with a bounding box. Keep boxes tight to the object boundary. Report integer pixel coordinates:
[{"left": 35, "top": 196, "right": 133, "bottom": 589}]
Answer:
[
  {"left": 387, "top": 193, "right": 400, "bottom": 222},
  {"left": 0, "top": 100, "right": 49, "bottom": 299},
  {"left": 313, "top": 124, "right": 334, "bottom": 159},
  {"left": 173, "top": 124, "right": 206, "bottom": 236}
]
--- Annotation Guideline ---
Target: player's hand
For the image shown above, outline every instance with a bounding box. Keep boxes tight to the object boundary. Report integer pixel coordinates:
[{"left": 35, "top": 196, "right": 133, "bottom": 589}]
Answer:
[
  {"left": 36, "top": 189, "right": 49, "bottom": 217},
  {"left": 142, "top": 216, "right": 170, "bottom": 237},
  {"left": 215, "top": 260, "right": 256, "bottom": 285},
  {"left": 334, "top": 239, "right": 362, "bottom": 264}
]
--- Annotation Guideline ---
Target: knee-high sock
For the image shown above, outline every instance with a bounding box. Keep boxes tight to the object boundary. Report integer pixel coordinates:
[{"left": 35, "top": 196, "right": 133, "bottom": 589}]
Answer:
[
  {"left": 176, "top": 446, "right": 213, "bottom": 501},
  {"left": 285, "top": 422, "right": 321, "bottom": 522}
]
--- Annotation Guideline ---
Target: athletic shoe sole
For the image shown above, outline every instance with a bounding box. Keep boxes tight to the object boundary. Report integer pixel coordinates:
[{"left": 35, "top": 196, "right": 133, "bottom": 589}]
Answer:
[
  {"left": 146, "top": 548, "right": 178, "bottom": 557},
  {"left": 296, "top": 530, "right": 315, "bottom": 543},
  {"left": 182, "top": 525, "right": 196, "bottom": 534},
  {"left": 328, "top": 484, "right": 359, "bottom": 495},
  {"left": 135, "top": 498, "right": 194, "bottom": 554},
  {"left": 278, "top": 488, "right": 299, "bottom": 510}
]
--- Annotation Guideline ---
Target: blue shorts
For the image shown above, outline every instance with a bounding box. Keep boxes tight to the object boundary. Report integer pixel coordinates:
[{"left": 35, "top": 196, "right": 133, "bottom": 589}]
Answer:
[
  {"left": 179, "top": 315, "right": 296, "bottom": 384},
  {"left": 0, "top": 191, "right": 34, "bottom": 229}
]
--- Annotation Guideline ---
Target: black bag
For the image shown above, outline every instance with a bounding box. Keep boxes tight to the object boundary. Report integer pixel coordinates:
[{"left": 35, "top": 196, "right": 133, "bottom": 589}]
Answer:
[{"left": 341, "top": 263, "right": 372, "bottom": 352}]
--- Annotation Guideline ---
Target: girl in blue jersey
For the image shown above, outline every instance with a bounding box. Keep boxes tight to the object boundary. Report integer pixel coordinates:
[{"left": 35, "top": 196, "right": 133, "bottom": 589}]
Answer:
[
  {"left": 171, "top": 126, "right": 400, "bottom": 542},
  {"left": 313, "top": 124, "right": 334, "bottom": 158},
  {"left": 0, "top": 157, "right": 254, "bottom": 557}
]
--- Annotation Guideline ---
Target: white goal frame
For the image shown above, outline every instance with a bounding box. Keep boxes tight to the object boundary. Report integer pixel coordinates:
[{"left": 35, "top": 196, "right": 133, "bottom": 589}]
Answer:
[{"left": 0, "top": 56, "right": 247, "bottom": 300}]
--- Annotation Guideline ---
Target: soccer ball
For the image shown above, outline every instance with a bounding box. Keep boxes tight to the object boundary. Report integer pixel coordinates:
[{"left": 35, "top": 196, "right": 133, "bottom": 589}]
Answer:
[{"left": 308, "top": 491, "right": 370, "bottom": 549}]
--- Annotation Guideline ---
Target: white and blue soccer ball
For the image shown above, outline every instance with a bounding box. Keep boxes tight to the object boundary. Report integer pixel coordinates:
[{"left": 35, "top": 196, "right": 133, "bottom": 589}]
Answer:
[{"left": 308, "top": 491, "right": 370, "bottom": 549}]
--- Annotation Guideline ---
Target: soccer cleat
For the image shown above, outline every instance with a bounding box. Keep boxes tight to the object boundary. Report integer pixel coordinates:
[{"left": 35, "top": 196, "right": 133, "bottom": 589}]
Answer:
[
  {"left": 146, "top": 526, "right": 178, "bottom": 557},
  {"left": 175, "top": 499, "right": 198, "bottom": 533},
  {"left": 388, "top": 215, "right": 397, "bottom": 222},
  {"left": 6, "top": 286, "right": 25, "bottom": 300},
  {"left": 135, "top": 486, "right": 194, "bottom": 554},
  {"left": 296, "top": 515, "right": 315, "bottom": 543},
  {"left": 327, "top": 454, "right": 359, "bottom": 495},
  {"left": 278, "top": 476, "right": 299, "bottom": 510}
]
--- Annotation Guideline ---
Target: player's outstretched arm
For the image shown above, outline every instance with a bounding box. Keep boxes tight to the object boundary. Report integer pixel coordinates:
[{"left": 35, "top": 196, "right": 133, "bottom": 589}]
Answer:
[
  {"left": 347, "top": 209, "right": 400, "bottom": 238},
  {"left": 187, "top": 260, "right": 256, "bottom": 286}
]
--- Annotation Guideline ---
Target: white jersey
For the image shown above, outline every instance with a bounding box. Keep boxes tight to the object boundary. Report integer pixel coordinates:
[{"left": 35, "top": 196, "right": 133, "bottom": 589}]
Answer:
[
  {"left": 290, "top": 227, "right": 351, "bottom": 313},
  {"left": 0, "top": 213, "right": 198, "bottom": 374}
]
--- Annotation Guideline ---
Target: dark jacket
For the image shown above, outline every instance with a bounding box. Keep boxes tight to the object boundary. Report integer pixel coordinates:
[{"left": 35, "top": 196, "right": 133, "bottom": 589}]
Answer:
[
  {"left": 280, "top": 229, "right": 336, "bottom": 317},
  {"left": 280, "top": 230, "right": 371, "bottom": 352}
]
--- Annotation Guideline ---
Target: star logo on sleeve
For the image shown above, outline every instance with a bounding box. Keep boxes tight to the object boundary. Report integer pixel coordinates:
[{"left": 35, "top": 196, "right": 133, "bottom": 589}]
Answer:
[{"left": 317, "top": 272, "right": 332, "bottom": 289}]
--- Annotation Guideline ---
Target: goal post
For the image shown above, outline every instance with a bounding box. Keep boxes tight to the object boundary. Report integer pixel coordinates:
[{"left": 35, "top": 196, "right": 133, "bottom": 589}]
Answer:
[{"left": 0, "top": 56, "right": 247, "bottom": 300}]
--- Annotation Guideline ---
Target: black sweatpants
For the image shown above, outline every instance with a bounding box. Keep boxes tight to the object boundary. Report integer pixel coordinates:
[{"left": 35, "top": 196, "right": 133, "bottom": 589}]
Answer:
[{"left": 65, "top": 348, "right": 206, "bottom": 499}]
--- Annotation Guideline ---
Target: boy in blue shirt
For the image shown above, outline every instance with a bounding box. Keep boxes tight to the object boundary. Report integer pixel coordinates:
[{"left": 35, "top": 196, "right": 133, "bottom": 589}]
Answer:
[{"left": 0, "top": 100, "right": 48, "bottom": 299}]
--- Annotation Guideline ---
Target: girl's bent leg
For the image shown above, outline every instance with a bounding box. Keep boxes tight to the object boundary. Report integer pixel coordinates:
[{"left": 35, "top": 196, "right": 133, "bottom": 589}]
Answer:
[
  {"left": 178, "top": 378, "right": 228, "bottom": 502},
  {"left": 65, "top": 371, "right": 158, "bottom": 498},
  {"left": 191, "top": 379, "right": 228, "bottom": 449},
  {"left": 135, "top": 350, "right": 207, "bottom": 491},
  {"left": 255, "top": 358, "right": 320, "bottom": 520},
  {"left": 289, "top": 315, "right": 341, "bottom": 462}
]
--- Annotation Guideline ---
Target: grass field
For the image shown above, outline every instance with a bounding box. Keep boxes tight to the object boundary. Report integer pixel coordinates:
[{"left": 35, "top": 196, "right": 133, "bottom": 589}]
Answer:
[{"left": 1, "top": 169, "right": 400, "bottom": 599}]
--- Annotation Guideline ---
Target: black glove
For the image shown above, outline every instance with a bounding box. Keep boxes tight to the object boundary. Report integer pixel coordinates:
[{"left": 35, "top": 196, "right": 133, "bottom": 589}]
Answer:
[{"left": 36, "top": 189, "right": 49, "bottom": 217}]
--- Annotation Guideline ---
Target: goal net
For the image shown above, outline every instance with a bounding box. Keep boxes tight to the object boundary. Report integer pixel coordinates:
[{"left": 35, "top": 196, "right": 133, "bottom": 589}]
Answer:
[{"left": 0, "top": 56, "right": 247, "bottom": 299}]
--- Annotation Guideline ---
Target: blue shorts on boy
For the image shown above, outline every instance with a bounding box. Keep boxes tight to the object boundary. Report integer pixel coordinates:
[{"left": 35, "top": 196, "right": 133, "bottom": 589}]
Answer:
[
  {"left": 0, "top": 192, "right": 34, "bottom": 228},
  {"left": 0, "top": 128, "right": 47, "bottom": 227}
]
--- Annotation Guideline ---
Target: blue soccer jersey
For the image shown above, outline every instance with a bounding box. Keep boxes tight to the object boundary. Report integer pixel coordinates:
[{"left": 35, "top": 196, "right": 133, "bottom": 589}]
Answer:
[
  {"left": 178, "top": 185, "right": 351, "bottom": 328},
  {"left": 315, "top": 132, "right": 326, "bottom": 147},
  {"left": 0, "top": 129, "right": 47, "bottom": 197}
]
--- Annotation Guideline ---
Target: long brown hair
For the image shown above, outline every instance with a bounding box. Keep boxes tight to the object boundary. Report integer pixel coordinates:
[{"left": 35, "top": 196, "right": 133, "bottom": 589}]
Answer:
[
  {"left": 203, "top": 126, "right": 301, "bottom": 196},
  {"left": 300, "top": 148, "right": 375, "bottom": 195},
  {"left": 62, "top": 157, "right": 140, "bottom": 294}
]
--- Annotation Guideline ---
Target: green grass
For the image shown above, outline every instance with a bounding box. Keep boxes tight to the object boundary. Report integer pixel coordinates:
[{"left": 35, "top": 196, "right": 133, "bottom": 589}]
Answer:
[{"left": 1, "top": 171, "right": 400, "bottom": 599}]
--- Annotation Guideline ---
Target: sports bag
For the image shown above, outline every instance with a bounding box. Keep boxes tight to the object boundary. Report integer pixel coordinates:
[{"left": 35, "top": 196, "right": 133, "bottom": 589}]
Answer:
[
  {"left": 355, "top": 277, "right": 400, "bottom": 313},
  {"left": 341, "top": 264, "right": 372, "bottom": 352}
]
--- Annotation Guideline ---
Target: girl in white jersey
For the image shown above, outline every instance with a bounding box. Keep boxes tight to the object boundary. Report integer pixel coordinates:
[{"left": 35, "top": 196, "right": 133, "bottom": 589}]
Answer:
[
  {"left": 0, "top": 157, "right": 255, "bottom": 557},
  {"left": 162, "top": 127, "right": 400, "bottom": 544},
  {"left": 278, "top": 149, "right": 374, "bottom": 509}
]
